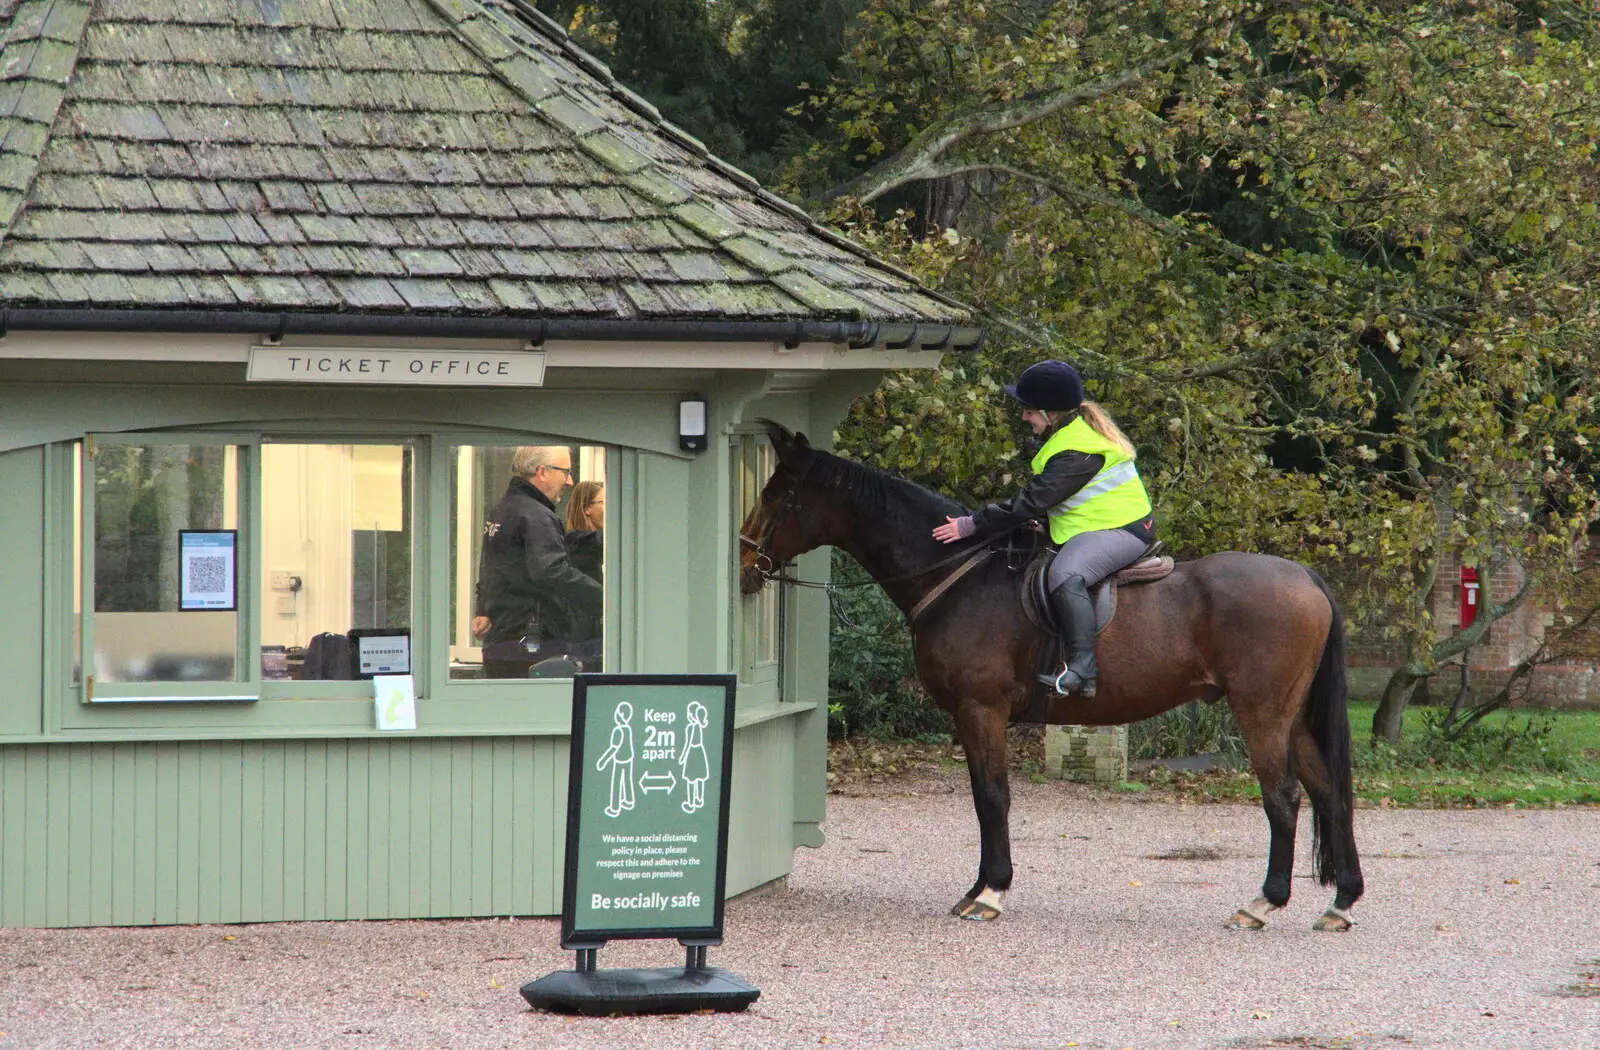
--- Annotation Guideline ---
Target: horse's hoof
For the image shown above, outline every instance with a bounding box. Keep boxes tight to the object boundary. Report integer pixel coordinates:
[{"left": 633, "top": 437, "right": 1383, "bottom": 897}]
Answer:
[
  {"left": 1312, "top": 908, "right": 1353, "bottom": 932},
  {"left": 952, "top": 886, "right": 1004, "bottom": 920},
  {"left": 1226, "top": 896, "right": 1276, "bottom": 930},
  {"left": 954, "top": 900, "right": 1002, "bottom": 921}
]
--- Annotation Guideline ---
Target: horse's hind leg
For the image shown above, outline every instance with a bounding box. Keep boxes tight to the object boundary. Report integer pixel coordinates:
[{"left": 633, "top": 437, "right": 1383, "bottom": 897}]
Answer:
[
  {"left": 1291, "top": 723, "right": 1365, "bottom": 930},
  {"left": 1227, "top": 739, "right": 1301, "bottom": 930},
  {"left": 950, "top": 700, "right": 1012, "bottom": 921}
]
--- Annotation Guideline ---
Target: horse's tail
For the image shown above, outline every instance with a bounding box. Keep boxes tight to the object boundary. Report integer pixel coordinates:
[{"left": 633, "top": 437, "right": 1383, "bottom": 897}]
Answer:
[{"left": 1304, "top": 568, "right": 1353, "bottom": 887}]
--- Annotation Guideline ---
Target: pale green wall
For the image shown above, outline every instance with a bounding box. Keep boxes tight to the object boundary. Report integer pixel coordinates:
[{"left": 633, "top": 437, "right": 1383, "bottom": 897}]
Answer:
[
  {"left": 0, "top": 447, "right": 44, "bottom": 737},
  {"left": 0, "top": 362, "right": 870, "bottom": 926},
  {"left": 0, "top": 716, "right": 801, "bottom": 927}
]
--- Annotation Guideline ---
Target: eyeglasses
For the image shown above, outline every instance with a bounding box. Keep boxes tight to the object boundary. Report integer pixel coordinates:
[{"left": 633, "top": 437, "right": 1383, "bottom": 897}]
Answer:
[{"left": 541, "top": 464, "right": 573, "bottom": 476}]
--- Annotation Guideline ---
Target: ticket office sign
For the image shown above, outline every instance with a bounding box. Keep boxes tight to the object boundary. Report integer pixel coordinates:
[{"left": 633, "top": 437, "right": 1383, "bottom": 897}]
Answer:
[{"left": 562, "top": 674, "right": 737, "bottom": 948}]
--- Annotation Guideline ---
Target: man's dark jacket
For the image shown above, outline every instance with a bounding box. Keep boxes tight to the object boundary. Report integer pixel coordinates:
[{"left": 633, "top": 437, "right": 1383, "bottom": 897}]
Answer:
[{"left": 475, "top": 478, "right": 601, "bottom": 644}]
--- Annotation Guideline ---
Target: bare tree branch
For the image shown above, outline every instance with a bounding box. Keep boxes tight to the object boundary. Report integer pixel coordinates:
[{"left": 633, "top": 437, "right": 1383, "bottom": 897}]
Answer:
[{"left": 821, "top": 47, "right": 1196, "bottom": 205}]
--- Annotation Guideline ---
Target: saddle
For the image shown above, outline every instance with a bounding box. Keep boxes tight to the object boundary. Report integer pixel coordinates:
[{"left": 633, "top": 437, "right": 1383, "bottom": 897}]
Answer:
[
  {"left": 1020, "top": 542, "right": 1174, "bottom": 637},
  {"left": 1013, "top": 543, "right": 1174, "bottom": 725}
]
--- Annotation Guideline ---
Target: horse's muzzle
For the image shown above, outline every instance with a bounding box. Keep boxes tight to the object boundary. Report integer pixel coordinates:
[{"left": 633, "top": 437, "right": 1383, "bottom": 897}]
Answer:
[{"left": 739, "top": 563, "right": 766, "bottom": 595}]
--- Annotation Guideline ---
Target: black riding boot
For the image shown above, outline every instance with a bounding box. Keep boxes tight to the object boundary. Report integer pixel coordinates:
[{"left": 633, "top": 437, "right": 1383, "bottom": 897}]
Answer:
[{"left": 1043, "top": 574, "right": 1098, "bottom": 697}]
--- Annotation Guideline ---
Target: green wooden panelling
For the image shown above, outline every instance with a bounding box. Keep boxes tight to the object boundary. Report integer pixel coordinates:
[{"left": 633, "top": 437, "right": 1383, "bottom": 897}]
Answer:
[
  {"left": 0, "top": 721, "right": 792, "bottom": 927},
  {"left": 724, "top": 716, "right": 796, "bottom": 892},
  {"left": 0, "top": 448, "right": 44, "bottom": 736}
]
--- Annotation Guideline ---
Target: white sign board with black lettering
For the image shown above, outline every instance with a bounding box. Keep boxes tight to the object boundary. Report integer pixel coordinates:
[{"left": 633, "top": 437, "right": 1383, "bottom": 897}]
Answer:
[{"left": 247, "top": 346, "right": 546, "bottom": 386}]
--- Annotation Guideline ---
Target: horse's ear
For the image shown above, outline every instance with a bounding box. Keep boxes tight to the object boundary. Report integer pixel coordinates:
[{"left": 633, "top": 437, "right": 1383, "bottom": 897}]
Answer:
[
  {"left": 774, "top": 430, "right": 811, "bottom": 465},
  {"left": 757, "top": 419, "right": 799, "bottom": 462}
]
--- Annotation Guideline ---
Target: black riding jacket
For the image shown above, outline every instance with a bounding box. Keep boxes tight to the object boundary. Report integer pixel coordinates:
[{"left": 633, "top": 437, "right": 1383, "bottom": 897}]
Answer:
[{"left": 475, "top": 478, "right": 602, "bottom": 643}]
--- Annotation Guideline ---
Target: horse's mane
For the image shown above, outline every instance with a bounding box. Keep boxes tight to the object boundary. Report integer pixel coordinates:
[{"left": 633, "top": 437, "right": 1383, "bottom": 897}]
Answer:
[{"left": 802, "top": 448, "right": 966, "bottom": 524}]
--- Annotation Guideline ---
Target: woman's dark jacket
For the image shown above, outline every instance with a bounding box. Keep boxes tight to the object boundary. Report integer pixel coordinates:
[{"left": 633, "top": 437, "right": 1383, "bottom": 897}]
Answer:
[{"left": 564, "top": 528, "right": 604, "bottom": 639}]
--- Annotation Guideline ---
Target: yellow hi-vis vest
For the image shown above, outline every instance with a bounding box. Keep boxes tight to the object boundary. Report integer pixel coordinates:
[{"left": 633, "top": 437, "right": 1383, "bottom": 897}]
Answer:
[{"left": 1031, "top": 416, "right": 1153, "bottom": 544}]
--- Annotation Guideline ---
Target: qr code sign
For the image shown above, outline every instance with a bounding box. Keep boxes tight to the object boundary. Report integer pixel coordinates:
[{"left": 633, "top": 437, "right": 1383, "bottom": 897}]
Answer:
[{"left": 188, "top": 556, "right": 229, "bottom": 595}]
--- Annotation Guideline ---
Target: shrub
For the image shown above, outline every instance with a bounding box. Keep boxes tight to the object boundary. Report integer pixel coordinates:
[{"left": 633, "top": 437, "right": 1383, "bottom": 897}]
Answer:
[
  {"left": 826, "top": 550, "right": 952, "bottom": 740},
  {"left": 1360, "top": 710, "right": 1585, "bottom": 775},
  {"left": 1128, "top": 701, "right": 1248, "bottom": 765}
]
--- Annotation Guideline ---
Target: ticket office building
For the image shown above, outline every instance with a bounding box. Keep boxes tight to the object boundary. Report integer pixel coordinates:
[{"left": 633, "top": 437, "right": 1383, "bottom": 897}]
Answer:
[{"left": 0, "top": 331, "right": 939, "bottom": 927}]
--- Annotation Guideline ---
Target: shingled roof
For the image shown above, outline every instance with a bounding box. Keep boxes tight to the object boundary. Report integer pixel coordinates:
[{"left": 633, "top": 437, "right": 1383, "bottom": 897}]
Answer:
[{"left": 0, "top": 0, "right": 979, "bottom": 347}]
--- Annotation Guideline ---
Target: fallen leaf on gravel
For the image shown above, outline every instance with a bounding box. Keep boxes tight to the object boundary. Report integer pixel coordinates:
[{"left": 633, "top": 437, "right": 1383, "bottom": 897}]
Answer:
[
  {"left": 1129, "top": 880, "right": 1143, "bottom": 887},
  {"left": 222, "top": 935, "right": 236, "bottom": 941},
  {"left": 1505, "top": 879, "right": 1522, "bottom": 885},
  {"left": 489, "top": 978, "right": 502, "bottom": 989}
]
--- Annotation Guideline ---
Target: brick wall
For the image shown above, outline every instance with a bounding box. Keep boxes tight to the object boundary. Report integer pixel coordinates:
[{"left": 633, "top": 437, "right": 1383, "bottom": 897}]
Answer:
[{"left": 1345, "top": 536, "right": 1600, "bottom": 711}]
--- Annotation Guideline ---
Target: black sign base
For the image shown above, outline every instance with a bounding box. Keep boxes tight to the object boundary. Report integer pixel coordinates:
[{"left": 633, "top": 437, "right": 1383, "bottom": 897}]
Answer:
[{"left": 520, "top": 966, "right": 760, "bottom": 1015}]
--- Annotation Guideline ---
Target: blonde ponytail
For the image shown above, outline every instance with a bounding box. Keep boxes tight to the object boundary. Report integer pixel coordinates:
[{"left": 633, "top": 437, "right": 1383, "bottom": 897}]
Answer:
[{"left": 1077, "top": 400, "right": 1136, "bottom": 459}]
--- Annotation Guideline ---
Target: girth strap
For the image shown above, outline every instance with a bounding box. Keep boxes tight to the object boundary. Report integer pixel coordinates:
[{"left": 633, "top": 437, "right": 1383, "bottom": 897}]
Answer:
[{"left": 909, "top": 549, "right": 994, "bottom": 623}]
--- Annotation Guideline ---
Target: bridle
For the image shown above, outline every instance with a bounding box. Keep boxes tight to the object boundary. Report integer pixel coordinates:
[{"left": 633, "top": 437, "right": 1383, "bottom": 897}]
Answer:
[
  {"left": 737, "top": 459, "right": 815, "bottom": 581},
  {"left": 737, "top": 457, "right": 995, "bottom": 628}
]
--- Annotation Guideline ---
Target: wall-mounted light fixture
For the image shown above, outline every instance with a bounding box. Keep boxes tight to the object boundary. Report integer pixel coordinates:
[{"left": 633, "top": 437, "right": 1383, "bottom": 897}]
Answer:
[{"left": 678, "top": 397, "right": 708, "bottom": 452}]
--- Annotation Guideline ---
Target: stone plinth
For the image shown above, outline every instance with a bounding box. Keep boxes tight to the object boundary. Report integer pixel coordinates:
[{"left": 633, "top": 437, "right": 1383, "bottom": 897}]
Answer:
[{"left": 1044, "top": 724, "right": 1128, "bottom": 783}]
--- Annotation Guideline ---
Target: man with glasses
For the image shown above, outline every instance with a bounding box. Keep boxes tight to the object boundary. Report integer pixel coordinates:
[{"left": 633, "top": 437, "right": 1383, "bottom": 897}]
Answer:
[{"left": 472, "top": 446, "right": 602, "bottom": 678}]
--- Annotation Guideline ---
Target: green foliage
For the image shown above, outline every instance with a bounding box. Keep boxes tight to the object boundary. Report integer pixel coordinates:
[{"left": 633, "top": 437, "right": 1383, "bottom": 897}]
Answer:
[
  {"left": 825, "top": 549, "right": 951, "bottom": 740},
  {"left": 1361, "top": 709, "right": 1585, "bottom": 775},
  {"left": 789, "top": 1, "right": 1600, "bottom": 738},
  {"left": 578, "top": 1, "right": 1600, "bottom": 745},
  {"left": 1128, "top": 701, "right": 1247, "bottom": 766},
  {"left": 535, "top": 0, "right": 864, "bottom": 181}
]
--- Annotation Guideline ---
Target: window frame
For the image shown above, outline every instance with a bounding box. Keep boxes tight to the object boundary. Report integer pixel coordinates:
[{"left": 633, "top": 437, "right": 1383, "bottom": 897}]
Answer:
[
  {"left": 731, "top": 431, "right": 785, "bottom": 704},
  {"left": 427, "top": 437, "right": 614, "bottom": 700},
  {"left": 79, "top": 431, "right": 260, "bottom": 703}
]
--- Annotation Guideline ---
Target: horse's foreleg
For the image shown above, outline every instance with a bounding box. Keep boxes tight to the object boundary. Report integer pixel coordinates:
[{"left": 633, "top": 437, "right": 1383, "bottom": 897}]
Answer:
[{"left": 950, "top": 701, "right": 1012, "bottom": 921}]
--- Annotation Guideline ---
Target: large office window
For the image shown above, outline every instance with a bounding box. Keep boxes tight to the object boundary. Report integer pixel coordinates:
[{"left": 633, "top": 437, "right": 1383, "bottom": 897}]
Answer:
[
  {"left": 90, "top": 442, "right": 241, "bottom": 683},
  {"left": 75, "top": 433, "right": 606, "bottom": 704},
  {"left": 259, "top": 443, "right": 413, "bottom": 682},
  {"left": 448, "top": 444, "right": 606, "bottom": 680}
]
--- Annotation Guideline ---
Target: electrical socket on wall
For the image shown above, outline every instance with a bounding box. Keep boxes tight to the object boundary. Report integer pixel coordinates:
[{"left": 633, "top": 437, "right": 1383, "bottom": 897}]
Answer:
[{"left": 269, "top": 570, "right": 304, "bottom": 591}]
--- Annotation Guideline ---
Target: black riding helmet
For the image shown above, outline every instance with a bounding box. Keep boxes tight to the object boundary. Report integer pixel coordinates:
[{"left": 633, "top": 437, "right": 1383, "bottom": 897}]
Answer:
[{"left": 1004, "top": 360, "right": 1084, "bottom": 412}]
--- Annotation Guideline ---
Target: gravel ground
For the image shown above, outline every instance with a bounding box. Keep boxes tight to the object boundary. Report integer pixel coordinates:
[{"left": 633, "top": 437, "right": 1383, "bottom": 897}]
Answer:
[{"left": 2, "top": 773, "right": 1596, "bottom": 1050}]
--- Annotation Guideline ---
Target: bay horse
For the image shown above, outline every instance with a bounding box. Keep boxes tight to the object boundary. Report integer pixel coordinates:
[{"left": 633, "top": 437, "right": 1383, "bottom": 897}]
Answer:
[{"left": 738, "top": 430, "right": 1363, "bottom": 931}]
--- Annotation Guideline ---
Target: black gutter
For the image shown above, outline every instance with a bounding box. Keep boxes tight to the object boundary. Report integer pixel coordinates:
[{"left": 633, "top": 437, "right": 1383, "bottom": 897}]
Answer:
[{"left": 0, "top": 308, "right": 984, "bottom": 352}]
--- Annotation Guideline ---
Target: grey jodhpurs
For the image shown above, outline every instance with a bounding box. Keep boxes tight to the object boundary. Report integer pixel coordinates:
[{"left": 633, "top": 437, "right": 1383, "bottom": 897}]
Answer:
[{"left": 1046, "top": 527, "right": 1151, "bottom": 590}]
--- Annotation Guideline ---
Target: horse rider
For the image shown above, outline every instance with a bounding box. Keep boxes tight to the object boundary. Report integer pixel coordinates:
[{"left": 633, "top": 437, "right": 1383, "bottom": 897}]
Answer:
[{"left": 932, "top": 360, "right": 1155, "bottom": 697}]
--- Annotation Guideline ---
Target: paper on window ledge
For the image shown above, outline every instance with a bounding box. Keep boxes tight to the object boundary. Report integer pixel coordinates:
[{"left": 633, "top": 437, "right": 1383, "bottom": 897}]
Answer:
[{"left": 374, "top": 674, "right": 417, "bottom": 732}]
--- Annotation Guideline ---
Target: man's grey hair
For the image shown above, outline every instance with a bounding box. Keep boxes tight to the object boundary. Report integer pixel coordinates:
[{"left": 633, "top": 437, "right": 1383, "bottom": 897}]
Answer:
[{"left": 512, "top": 446, "right": 567, "bottom": 479}]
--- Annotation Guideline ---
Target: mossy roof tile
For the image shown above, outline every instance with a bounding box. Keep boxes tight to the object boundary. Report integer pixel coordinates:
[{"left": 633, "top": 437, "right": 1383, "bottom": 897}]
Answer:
[{"left": 0, "top": 0, "right": 970, "bottom": 328}]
